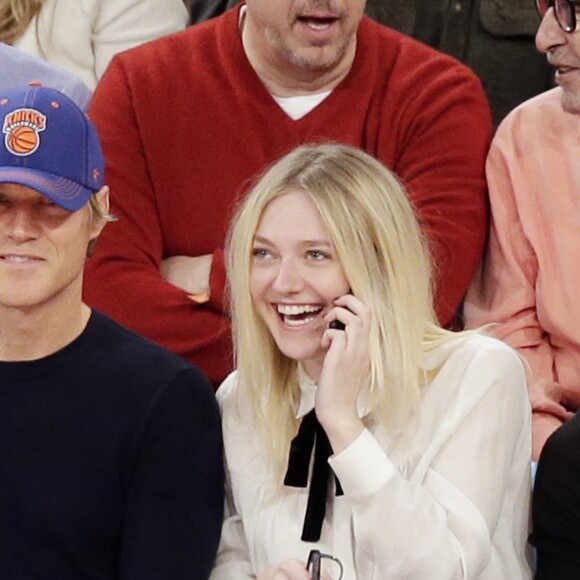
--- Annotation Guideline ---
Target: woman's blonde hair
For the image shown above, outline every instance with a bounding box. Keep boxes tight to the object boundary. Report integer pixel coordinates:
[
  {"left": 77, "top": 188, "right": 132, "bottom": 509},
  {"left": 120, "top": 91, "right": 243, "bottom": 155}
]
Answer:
[
  {"left": 0, "top": 0, "right": 43, "bottom": 45},
  {"left": 227, "top": 143, "right": 461, "bottom": 474}
]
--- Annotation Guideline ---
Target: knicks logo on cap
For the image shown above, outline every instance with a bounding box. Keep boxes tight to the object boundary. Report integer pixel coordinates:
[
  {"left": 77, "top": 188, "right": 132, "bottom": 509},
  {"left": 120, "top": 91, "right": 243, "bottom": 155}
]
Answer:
[{"left": 2, "top": 108, "right": 47, "bottom": 157}]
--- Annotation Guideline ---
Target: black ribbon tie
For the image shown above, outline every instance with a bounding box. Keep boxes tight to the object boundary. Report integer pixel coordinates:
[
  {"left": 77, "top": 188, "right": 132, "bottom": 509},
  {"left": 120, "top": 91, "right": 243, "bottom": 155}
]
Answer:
[{"left": 284, "top": 409, "right": 344, "bottom": 542}]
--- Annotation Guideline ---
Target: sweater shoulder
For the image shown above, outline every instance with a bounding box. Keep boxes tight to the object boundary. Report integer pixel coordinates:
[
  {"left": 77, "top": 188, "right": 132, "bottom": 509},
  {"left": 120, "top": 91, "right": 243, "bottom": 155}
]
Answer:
[
  {"left": 89, "top": 310, "right": 207, "bottom": 385},
  {"left": 494, "top": 87, "right": 572, "bottom": 143},
  {"left": 354, "top": 16, "right": 487, "bottom": 119},
  {"left": 110, "top": 12, "right": 225, "bottom": 76},
  {"left": 360, "top": 16, "right": 481, "bottom": 81},
  {"left": 490, "top": 88, "right": 580, "bottom": 167}
]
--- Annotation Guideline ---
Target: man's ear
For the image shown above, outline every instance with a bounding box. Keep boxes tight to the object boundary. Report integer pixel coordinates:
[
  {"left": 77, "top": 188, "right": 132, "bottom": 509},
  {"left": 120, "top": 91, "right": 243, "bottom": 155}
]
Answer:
[
  {"left": 91, "top": 185, "right": 110, "bottom": 233},
  {"left": 87, "top": 186, "right": 110, "bottom": 257},
  {"left": 96, "top": 185, "right": 110, "bottom": 212}
]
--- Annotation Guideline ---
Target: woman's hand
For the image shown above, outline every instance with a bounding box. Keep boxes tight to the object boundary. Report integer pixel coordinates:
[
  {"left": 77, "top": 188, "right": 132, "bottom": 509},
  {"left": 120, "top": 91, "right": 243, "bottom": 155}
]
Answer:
[
  {"left": 257, "top": 559, "right": 311, "bottom": 580},
  {"left": 315, "top": 294, "right": 371, "bottom": 453}
]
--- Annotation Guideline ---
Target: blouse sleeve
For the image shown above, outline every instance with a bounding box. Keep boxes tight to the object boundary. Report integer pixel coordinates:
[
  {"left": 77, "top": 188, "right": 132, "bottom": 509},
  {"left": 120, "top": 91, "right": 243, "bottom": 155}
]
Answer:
[{"left": 328, "top": 341, "right": 532, "bottom": 578}]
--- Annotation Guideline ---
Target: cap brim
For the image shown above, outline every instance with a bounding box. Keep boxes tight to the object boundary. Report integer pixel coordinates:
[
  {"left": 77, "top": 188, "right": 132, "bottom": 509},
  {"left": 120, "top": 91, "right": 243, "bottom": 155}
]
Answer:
[{"left": 0, "top": 167, "right": 96, "bottom": 211}]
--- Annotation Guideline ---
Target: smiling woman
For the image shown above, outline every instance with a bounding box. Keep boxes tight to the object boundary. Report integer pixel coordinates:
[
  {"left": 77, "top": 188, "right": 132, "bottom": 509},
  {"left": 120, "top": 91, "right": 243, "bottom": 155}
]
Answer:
[
  {"left": 211, "top": 143, "right": 533, "bottom": 579},
  {"left": 248, "top": 190, "right": 350, "bottom": 375}
]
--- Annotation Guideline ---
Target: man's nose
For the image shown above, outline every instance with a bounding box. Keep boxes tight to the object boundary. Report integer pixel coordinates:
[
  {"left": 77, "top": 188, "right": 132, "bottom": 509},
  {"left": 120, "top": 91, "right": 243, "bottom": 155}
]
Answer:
[
  {"left": 2, "top": 206, "right": 40, "bottom": 241},
  {"left": 536, "top": 8, "right": 567, "bottom": 53}
]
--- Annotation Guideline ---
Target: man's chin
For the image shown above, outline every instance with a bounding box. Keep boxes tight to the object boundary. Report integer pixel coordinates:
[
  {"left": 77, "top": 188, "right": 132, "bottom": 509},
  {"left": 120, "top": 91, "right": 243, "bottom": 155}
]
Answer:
[{"left": 560, "top": 92, "right": 580, "bottom": 115}]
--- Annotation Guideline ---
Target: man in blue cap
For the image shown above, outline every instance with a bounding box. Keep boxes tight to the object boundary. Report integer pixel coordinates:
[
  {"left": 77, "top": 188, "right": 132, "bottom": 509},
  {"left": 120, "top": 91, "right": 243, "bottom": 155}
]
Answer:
[{"left": 0, "top": 83, "right": 223, "bottom": 579}]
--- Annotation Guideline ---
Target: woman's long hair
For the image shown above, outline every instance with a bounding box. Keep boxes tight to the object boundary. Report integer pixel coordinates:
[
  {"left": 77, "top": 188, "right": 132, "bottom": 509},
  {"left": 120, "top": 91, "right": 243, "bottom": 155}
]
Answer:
[
  {"left": 226, "top": 143, "right": 462, "bottom": 476},
  {"left": 0, "top": 0, "right": 43, "bottom": 45}
]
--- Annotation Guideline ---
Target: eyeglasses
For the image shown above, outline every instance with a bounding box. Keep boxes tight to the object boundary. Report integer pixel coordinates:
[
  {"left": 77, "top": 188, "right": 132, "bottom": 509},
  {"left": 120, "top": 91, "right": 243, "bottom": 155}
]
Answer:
[
  {"left": 306, "top": 550, "right": 344, "bottom": 580},
  {"left": 535, "top": 0, "right": 579, "bottom": 33}
]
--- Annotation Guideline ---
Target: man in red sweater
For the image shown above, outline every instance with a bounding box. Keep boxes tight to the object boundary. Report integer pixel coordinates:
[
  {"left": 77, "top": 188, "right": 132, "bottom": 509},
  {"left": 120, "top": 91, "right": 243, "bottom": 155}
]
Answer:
[{"left": 85, "top": 0, "right": 492, "bottom": 387}]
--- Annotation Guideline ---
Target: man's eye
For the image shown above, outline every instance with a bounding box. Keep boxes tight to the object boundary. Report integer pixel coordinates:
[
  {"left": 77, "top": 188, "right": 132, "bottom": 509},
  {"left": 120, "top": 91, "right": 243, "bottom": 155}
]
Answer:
[{"left": 39, "top": 201, "right": 67, "bottom": 213}]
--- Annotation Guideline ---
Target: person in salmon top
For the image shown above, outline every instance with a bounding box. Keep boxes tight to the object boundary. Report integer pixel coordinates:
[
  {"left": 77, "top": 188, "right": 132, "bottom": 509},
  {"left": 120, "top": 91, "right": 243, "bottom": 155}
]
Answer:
[
  {"left": 464, "top": 0, "right": 580, "bottom": 576},
  {"left": 465, "top": 0, "right": 580, "bottom": 461}
]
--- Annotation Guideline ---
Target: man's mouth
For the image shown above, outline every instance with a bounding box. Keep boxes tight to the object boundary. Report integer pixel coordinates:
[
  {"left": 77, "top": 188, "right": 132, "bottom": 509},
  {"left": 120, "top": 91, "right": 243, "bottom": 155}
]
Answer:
[
  {"left": 276, "top": 304, "right": 324, "bottom": 326},
  {"left": 297, "top": 15, "right": 338, "bottom": 30}
]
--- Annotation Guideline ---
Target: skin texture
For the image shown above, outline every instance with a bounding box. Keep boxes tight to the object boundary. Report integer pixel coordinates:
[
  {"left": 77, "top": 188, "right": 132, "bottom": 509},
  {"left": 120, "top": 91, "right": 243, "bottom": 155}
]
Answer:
[
  {"left": 160, "top": 254, "right": 213, "bottom": 298},
  {"left": 242, "top": 0, "right": 366, "bottom": 95},
  {"left": 536, "top": 5, "right": 580, "bottom": 113},
  {"left": 257, "top": 559, "right": 333, "bottom": 579},
  {"left": 249, "top": 190, "right": 367, "bottom": 455},
  {"left": 249, "top": 190, "right": 350, "bottom": 372},
  {"left": 0, "top": 183, "right": 107, "bottom": 360},
  {"left": 258, "top": 559, "right": 312, "bottom": 579}
]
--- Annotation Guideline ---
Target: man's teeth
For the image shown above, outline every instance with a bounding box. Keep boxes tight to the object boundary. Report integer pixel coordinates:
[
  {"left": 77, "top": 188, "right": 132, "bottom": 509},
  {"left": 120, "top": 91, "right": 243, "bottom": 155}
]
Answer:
[
  {"left": 307, "top": 20, "right": 331, "bottom": 29},
  {"left": 277, "top": 304, "right": 321, "bottom": 315}
]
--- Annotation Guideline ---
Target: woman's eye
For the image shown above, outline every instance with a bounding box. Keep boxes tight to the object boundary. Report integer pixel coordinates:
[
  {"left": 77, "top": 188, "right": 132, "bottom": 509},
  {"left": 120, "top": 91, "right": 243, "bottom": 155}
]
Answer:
[
  {"left": 251, "top": 248, "right": 271, "bottom": 260},
  {"left": 307, "top": 250, "right": 328, "bottom": 261}
]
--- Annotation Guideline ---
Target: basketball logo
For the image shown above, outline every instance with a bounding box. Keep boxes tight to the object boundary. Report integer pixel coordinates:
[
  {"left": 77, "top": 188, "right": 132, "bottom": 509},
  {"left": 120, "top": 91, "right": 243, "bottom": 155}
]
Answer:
[
  {"left": 7, "top": 126, "right": 39, "bottom": 155},
  {"left": 2, "top": 107, "right": 47, "bottom": 157}
]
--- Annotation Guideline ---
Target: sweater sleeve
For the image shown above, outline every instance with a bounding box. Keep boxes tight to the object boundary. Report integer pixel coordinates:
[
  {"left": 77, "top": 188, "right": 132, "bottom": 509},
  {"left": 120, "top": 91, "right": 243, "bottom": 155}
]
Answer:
[
  {"left": 464, "top": 122, "right": 573, "bottom": 459},
  {"left": 119, "top": 366, "right": 224, "bottom": 579},
  {"left": 328, "top": 345, "right": 531, "bottom": 578},
  {"left": 385, "top": 52, "right": 492, "bottom": 326},
  {"left": 84, "top": 57, "right": 233, "bottom": 386}
]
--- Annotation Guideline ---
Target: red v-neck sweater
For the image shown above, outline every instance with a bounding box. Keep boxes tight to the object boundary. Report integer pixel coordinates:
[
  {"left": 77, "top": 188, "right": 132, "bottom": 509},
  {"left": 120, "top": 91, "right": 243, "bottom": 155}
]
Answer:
[{"left": 85, "top": 7, "right": 492, "bottom": 386}]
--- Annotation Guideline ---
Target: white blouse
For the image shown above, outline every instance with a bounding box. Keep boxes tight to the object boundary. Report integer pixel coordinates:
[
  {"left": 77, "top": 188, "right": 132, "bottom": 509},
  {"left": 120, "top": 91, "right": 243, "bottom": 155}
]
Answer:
[
  {"left": 14, "top": 0, "right": 189, "bottom": 90},
  {"left": 212, "top": 334, "right": 533, "bottom": 579}
]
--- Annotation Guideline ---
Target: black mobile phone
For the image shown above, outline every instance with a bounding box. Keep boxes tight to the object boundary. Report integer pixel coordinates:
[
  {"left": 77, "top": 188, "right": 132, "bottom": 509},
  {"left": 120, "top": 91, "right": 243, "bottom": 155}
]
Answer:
[{"left": 328, "top": 319, "right": 346, "bottom": 331}]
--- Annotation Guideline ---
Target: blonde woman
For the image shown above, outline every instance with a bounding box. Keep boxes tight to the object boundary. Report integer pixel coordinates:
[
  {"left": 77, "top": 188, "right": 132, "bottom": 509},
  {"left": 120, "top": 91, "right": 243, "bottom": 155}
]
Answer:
[
  {"left": 0, "top": 0, "right": 188, "bottom": 90},
  {"left": 213, "top": 143, "right": 532, "bottom": 580}
]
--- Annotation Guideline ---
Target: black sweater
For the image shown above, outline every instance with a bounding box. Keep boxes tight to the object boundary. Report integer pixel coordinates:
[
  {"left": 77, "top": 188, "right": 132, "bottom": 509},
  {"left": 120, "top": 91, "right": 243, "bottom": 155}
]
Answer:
[{"left": 0, "top": 310, "right": 223, "bottom": 579}]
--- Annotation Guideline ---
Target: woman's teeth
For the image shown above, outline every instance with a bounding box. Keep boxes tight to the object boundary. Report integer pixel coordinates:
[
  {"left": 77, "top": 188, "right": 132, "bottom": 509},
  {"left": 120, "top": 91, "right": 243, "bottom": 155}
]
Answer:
[{"left": 276, "top": 304, "right": 323, "bottom": 326}]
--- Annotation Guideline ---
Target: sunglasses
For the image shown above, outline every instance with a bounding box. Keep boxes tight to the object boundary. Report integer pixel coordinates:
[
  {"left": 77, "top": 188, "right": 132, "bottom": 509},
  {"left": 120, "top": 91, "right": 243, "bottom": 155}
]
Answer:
[{"left": 536, "top": 0, "right": 580, "bottom": 32}]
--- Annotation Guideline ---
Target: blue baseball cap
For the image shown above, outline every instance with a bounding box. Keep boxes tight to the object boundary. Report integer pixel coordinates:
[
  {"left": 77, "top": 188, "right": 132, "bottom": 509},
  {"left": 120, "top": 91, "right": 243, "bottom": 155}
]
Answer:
[{"left": 0, "top": 83, "right": 104, "bottom": 211}]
